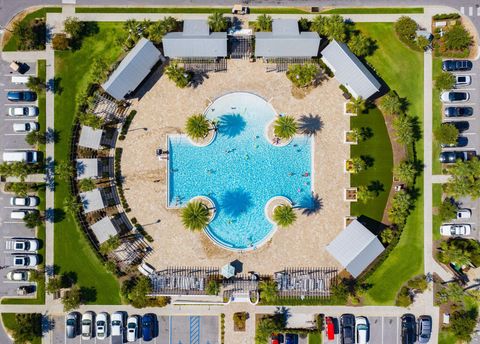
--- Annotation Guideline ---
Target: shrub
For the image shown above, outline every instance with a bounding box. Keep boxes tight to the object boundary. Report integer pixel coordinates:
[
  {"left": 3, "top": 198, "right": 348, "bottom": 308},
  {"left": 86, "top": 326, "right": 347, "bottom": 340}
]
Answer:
[
  {"left": 443, "top": 24, "right": 472, "bottom": 51},
  {"left": 165, "top": 62, "right": 191, "bottom": 88},
  {"left": 433, "top": 13, "right": 460, "bottom": 20},
  {"left": 395, "top": 286, "right": 413, "bottom": 307},
  {"left": 449, "top": 308, "right": 478, "bottom": 341},
  {"left": 255, "top": 14, "right": 273, "bottom": 31},
  {"left": 406, "top": 275, "right": 427, "bottom": 291},
  {"left": 438, "top": 198, "right": 458, "bottom": 222},
  {"left": 11, "top": 313, "right": 42, "bottom": 344},
  {"left": 52, "top": 33, "right": 69, "bottom": 50},
  {"left": 233, "top": 312, "right": 248, "bottom": 331},
  {"left": 120, "top": 110, "right": 137, "bottom": 137},
  {"left": 394, "top": 16, "right": 418, "bottom": 43},
  {"left": 435, "top": 72, "right": 455, "bottom": 91},
  {"left": 206, "top": 279, "right": 220, "bottom": 296},
  {"left": 286, "top": 63, "right": 319, "bottom": 88},
  {"left": 147, "top": 296, "right": 170, "bottom": 307}
]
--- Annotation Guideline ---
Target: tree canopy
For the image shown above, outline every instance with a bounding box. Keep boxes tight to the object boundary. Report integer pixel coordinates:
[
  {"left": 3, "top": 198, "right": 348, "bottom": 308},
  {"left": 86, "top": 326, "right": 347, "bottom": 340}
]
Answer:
[
  {"left": 255, "top": 14, "right": 273, "bottom": 32},
  {"left": 180, "top": 200, "right": 210, "bottom": 231},
  {"left": 185, "top": 114, "right": 210, "bottom": 140},
  {"left": 379, "top": 91, "right": 402, "bottom": 116},
  {"left": 208, "top": 12, "right": 228, "bottom": 32},
  {"left": 311, "top": 15, "right": 347, "bottom": 42},
  {"left": 286, "top": 63, "right": 319, "bottom": 88},
  {"left": 272, "top": 204, "right": 297, "bottom": 227},
  {"left": 394, "top": 16, "right": 418, "bottom": 43},
  {"left": 443, "top": 24, "right": 472, "bottom": 51},
  {"left": 165, "top": 62, "right": 191, "bottom": 88},
  {"left": 273, "top": 115, "right": 298, "bottom": 140},
  {"left": 444, "top": 157, "right": 480, "bottom": 199},
  {"left": 435, "top": 72, "right": 455, "bottom": 91},
  {"left": 11, "top": 313, "right": 42, "bottom": 344},
  {"left": 394, "top": 160, "right": 417, "bottom": 185},
  {"left": 348, "top": 33, "right": 375, "bottom": 57}
]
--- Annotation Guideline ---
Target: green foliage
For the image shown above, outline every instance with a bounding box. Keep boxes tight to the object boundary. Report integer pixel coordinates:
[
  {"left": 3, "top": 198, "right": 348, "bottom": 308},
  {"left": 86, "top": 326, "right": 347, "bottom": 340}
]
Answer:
[
  {"left": 208, "top": 12, "right": 228, "bottom": 32},
  {"left": 395, "top": 286, "right": 413, "bottom": 307},
  {"left": 449, "top": 308, "right": 478, "bottom": 342},
  {"left": 55, "top": 161, "right": 74, "bottom": 181},
  {"left": 62, "top": 284, "right": 81, "bottom": 311},
  {"left": 259, "top": 280, "right": 278, "bottom": 303},
  {"left": 311, "top": 14, "right": 347, "bottom": 42},
  {"left": 24, "top": 211, "right": 42, "bottom": 229},
  {"left": 273, "top": 115, "right": 298, "bottom": 140},
  {"left": 347, "top": 97, "right": 366, "bottom": 115},
  {"left": 416, "top": 35, "right": 430, "bottom": 50},
  {"left": 206, "top": 279, "right": 220, "bottom": 295},
  {"left": 185, "top": 114, "right": 210, "bottom": 140},
  {"left": 298, "top": 18, "right": 311, "bottom": 31},
  {"left": 11, "top": 182, "right": 29, "bottom": 197},
  {"left": 99, "top": 235, "right": 121, "bottom": 255},
  {"left": 394, "top": 160, "right": 417, "bottom": 185},
  {"left": 78, "top": 178, "right": 96, "bottom": 192},
  {"left": 435, "top": 72, "right": 455, "bottom": 91},
  {"left": 52, "top": 33, "right": 69, "bottom": 50},
  {"left": 286, "top": 63, "right": 319, "bottom": 88},
  {"left": 443, "top": 24, "right": 472, "bottom": 51},
  {"left": 64, "top": 17, "right": 84, "bottom": 39},
  {"left": 444, "top": 157, "right": 480, "bottom": 199},
  {"left": 78, "top": 112, "right": 105, "bottom": 129},
  {"left": 330, "top": 280, "right": 349, "bottom": 303},
  {"left": 0, "top": 161, "right": 36, "bottom": 181},
  {"left": 181, "top": 200, "right": 210, "bottom": 231},
  {"left": 272, "top": 204, "right": 297, "bottom": 227},
  {"left": 63, "top": 194, "right": 81, "bottom": 216},
  {"left": 255, "top": 14, "right": 273, "bottom": 31},
  {"left": 379, "top": 91, "right": 402, "bottom": 115},
  {"left": 433, "top": 13, "right": 461, "bottom": 20},
  {"left": 27, "top": 76, "right": 45, "bottom": 93},
  {"left": 357, "top": 185, "right": 375, "bottom": 203},
  {"left": 12, "top": 17, "right": 46, "bottom": 51},
  {"left": 347, "top": 156, "right": 366, "bottom": 173},
  {"left": 388, "top": 190, "right": 413, "bottom": 226},
  {"left": 394, "top": 16, "right": 418, "bottom": 43},
  {"left": 255, "top": 315, "right": 284, "bottom": 344},
  {"left": 25, "top": 131, "right": 47, "bottom": 146},
  {"left": 121, "top": 276, "right": 153, "bottom": 308},
  {"left": 406, "top": 274, "right": 428, "bottom": 291},
  {"left": 436, "top": 282, "right": 465, "bottom": 305},
  {"left": 438, "top": 198, "right": 458, "bottom": 222},
  {"left": 145, "top": 17, "right": 179, "bottom": 43},
  {"left": 392, "top": 115, "right": 416, "bottom": 145},
  {"left": 165, "top": 62, "right": 191, "bottom": 88},
  {"left": 233, "top": 312, "right": 248, "bottom": 331},
  {"left": 46, "top": 276, "right": 62, "bottom": 295},
  {"left": 10, "top": 313, "right": 42, "bottom": 344},
  {"left": 380, "top": 228, "right": 396, "bottom": 245},
  {"left": 348, "top": 33, "right": 375, "bottom": 57},
  {"left": 437, "top": 238, "right": 480, "bottom": 266}
]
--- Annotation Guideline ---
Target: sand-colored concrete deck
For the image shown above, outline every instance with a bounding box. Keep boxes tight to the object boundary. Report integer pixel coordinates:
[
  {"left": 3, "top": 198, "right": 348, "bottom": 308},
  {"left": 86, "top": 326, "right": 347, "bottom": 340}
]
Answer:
[{"left": 119, "top": 60, "right": 350, "bottom": 274}]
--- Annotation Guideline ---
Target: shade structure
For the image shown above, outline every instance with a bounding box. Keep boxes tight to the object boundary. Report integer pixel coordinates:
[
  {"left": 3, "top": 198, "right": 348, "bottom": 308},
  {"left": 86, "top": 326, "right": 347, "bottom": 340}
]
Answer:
[{"left": 221, "top": 263, "right": 235, "bottom": 278}]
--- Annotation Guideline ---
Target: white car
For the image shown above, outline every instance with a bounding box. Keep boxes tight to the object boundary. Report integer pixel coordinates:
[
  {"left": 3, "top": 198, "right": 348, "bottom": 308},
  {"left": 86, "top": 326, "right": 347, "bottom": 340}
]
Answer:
[
  {"left": 126, "top": 316, "right": 138, "bottom": 342},
  {"left": 13, "top": 122, "right": 39, "bottom": 133},
  {"left": 81, "top": 312, "right": 93, "bottom": 340},
  {"left": 12, "top": 254, "right": 38, "bottom": 267},
  {"left": 111, "top": 312, "right": 123, "bottom": 338},
  {"left": 440, "top": 224, "right": 471, "bottom": 236},
  {"left": 440, "top": 91, "right": 470, "bottom": 103},
  {"left": 10, "top": 209, "right": 36, "bottom": 220},
  {"left": 457, "top": 209, "right": 472, "bottom": 219},
  {"left": 8, "top": 106, "right": 38, "bottom": 117},
  {"left": 455, "top": 75, "right": 472, "bottom": 87},
  {"left": 96, "top": 312, "right": 108, "bottom": 340},
  {"left": 12, "top": 239, "right": 39, "bottom": 252},
  {"left": 6, "top": 270, "right": 30, "bottom": 281},
  {"left": 355, "top": 316, "right": 369, "bottom": 344},
  {"left": 10, "top": 196, "right": 39, "bottom": 207}
]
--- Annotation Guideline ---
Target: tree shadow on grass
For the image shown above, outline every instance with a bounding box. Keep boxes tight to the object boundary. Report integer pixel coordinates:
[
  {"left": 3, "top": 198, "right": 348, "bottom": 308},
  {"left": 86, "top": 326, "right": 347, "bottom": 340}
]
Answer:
[
  {"left": 80, "top": 286, "right": 97, "bottom": 303},
  {"left": 45, "top": 208, "right": 65, "bottom": 223}
]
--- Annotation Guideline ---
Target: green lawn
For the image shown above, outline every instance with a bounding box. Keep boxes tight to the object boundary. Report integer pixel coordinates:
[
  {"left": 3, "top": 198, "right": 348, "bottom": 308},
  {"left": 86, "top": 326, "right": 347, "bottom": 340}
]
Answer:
[
  {"left": 75, "top": 7, "right": 308, "bottom": 14},
  {"left": 432, "top": 57, "right": 443, "bottom": 175},
  {"left": 54, "top": 22, "right": 123, "bottom": 305},
  {"left": 322, "top": 7, "right": 423, "bottom": 14},
  {"left": 354, "top": 23, "right": 424, "bottom": 305},
  {"left": 37, "top": 60, "right": 47, "bottom": 154},
  {"left": 1, "top": 313, "right": 41, "bottom": 344},
  {"left": 308, "top": 332, "right": 322, "bottom": 344},
  {"left": 438, "top": 331, "right": 457, "bottom": 344},
  {"left": 433, "top": 184, "right": 442, "bottom": 241},
  {"left": 350, "top": 107, "right": 393, "bottom": 222},
  {"left": 2, "top": 7, "right": 62, "bottom": 52}
]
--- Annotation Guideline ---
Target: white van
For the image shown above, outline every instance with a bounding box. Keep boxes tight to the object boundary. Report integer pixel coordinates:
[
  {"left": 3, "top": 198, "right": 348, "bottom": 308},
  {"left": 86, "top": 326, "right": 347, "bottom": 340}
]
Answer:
[
  {"left": 2, "top": 151, "right": 38, "bottom": 163},
  {"left": 11, "top": 76, "right": 30, "bottom": 84},
  {"left": 11, "top": 210, "right": 28, "bottom": 220}
]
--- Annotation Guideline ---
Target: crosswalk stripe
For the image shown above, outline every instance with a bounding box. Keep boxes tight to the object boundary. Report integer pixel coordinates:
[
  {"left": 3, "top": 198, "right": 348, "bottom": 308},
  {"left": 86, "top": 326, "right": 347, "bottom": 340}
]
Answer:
[
  {"left": 460, "top": 6, "right": 465, "bottom": 14},
  {"left": 469, "top": 7, "right": 473, "bottom": 16}
]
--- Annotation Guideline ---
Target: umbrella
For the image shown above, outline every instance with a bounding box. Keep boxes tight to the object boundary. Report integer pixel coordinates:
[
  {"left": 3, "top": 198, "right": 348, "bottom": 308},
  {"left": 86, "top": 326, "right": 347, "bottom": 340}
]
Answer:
[{"left": 221, "top": 263, "right": 235, "bottom": 279}]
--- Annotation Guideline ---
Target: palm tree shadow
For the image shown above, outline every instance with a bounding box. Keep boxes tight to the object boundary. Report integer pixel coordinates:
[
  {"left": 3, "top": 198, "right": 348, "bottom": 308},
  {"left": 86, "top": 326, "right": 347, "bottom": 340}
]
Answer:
[
  {"left": 221, "top": 189, "right": 252, "bottom": 217},
  {"left": 218, "top": 114, "right": 246, "bottom": 137},
  {"left": 298, "top": 114, "right": 324, "bottom": 136},
  {"left": 296, "top": 193, "right": 323, "bottom": 216}
]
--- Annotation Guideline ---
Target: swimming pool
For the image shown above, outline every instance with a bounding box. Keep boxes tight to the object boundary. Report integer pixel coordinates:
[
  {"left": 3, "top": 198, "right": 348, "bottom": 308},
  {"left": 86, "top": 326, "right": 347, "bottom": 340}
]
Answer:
[{"left": 168, "top": 92, "right": 313, "bottom": 250}]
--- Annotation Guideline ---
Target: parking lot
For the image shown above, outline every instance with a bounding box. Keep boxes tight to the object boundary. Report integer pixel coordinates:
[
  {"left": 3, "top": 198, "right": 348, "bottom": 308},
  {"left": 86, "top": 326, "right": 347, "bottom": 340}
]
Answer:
[{"left": 51, "top": 314, "right": 219, "bottom": 344}]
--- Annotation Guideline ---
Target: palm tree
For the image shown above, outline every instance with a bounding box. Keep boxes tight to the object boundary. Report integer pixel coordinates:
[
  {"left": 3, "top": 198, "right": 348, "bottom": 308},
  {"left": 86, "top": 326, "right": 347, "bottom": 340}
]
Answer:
[
  {"left": 259, "top": 280, "right": 278, "bottom": 303},
  {"left": 256, "top": 14, "right": 273, "bottom": 32},
  {"left": 273, "top": 115, "right": 297, "bottom": 140},
  {"left": 272, "top": 204, "right": 297, "bottom": 228},
  {"left": 185, "top": 114, "right": 211, "bottom": 140},
  {"left": 379, "top": 91, "right": 402, "bottom": 116},
  {"left": 349, "top": 97, "right": 366, "bottom": 115},
  {"left": 393, "top": 115, "right": 415, "bottom": 145},
  {"left": 55, "top": 161, "right": 74, "bottom": 181},
  {"left": 24, "top": 211, "right": 42, "bottom": 229},
  {"left": 394, "top": 160, "right": 417, "bottom": 185},
  {"left": 11, "top": 182, "right": 29, "bottom": 197},
  {"left": 165, "top": 62, "right": 191, "bottom": 88},
  {"left": 208, "top": 12, "right": 227, "bottom": 32},
  {"left": 181, "top": 201, "right": 210, "bottom": 231},
  {"left": 78, "top": 178, "right": 96, "bottom": 192},
  {"left": 63, "top": 195, "right": 81, "bottom": 216}
]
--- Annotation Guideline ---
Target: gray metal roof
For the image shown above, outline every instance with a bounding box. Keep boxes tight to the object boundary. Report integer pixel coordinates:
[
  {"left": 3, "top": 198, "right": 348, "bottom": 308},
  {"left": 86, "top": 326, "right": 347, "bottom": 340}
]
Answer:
[
  {"left": 80, "top": 188, "right": 105, "bottom": 214},
  {"left": 76, "top": 158, "right": 100, "bottom": 180},
  {"left": 255, "top": 19, "right": 320, "bottom": 58},
  {"left": 321, "top": 40, "right": 381, "bottom": 99},
  {"left": 326, "top": 219, "right": 384, "bottom": 278},
  {"left": 78, "top": 126, "right": 102, "bottom": 150},
  {"left": 102, "top": 38, "right": 161, "bottom": 100},
  {"left": 91, "top": 217, "right": 118, "bottom": 244},
  {"left": 163, "top": 19, "right": 227, "bottom": 58}
]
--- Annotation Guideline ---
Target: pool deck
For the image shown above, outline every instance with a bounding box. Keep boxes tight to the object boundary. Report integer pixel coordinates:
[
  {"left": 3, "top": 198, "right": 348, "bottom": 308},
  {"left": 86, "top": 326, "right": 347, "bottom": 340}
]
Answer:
[{"left": 119, "top": 60, "right": 350, "bottom": 274}]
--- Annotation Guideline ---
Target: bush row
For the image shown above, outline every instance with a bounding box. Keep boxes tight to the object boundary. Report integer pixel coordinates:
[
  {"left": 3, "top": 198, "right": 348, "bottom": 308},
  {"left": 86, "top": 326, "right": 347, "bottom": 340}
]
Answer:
[
  {"left": 114, "top": 148, "right": 130, "bottom": 212},
  {"left": 119, "top": 110, "right": 137, "bottom": 140},
  {"left": 433, "top": 13, "right": 460, "bottom": 20}
]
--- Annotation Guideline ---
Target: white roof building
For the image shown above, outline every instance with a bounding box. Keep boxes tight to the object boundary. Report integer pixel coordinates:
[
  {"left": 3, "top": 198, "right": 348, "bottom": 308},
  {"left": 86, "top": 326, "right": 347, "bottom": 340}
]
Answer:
[
  {"left": 79, "top": 188, "right": 105, "bottom": 214},
  {"left": 78, "top": 126, "right": 103, "bottom": 150},
  {"left": 91, "top": 217, "right": 118, "bottom": 244},
  {"left": 76, "top": 158, "right": 101, "bottom": 180},
  {"left": 326, "top": 219, "right": 385, "bottom": 278}
]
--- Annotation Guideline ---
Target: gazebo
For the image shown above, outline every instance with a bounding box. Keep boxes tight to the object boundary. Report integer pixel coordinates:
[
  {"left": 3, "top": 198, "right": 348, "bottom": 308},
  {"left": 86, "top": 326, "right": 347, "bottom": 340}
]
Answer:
[{"left": 221, "top": 263, "right": 235, "bottom": 279}]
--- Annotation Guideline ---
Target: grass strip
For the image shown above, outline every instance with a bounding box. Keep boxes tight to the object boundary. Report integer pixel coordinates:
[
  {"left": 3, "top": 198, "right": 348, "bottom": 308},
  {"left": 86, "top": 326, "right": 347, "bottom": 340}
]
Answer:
[
  {"left": 37, "top": 60, "right": 46, "bottom": 154},
  {"left": 432, "top": 184, "right": 442, "bottom": 241},
  {"left": 432, "top": 57, "right": 443, "bottom": 174},
  {"left": 322, "top": 7, "right": 424, "bottom": 14},
  {"left": 75, "top": 7, "right": 308, "bottom": 14}
]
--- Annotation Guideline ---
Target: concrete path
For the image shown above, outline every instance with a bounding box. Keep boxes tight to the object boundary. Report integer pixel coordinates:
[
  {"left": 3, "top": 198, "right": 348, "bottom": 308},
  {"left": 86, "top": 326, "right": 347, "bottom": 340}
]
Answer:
[
  {"left": 432, "top": 174, "right": 451, "bottom": 184},
  {"left": 0, "top": 51, "right": 47, "bottom": 62},
  {"left": 5, "top": 174, "right": 46, "bottom": 183}
]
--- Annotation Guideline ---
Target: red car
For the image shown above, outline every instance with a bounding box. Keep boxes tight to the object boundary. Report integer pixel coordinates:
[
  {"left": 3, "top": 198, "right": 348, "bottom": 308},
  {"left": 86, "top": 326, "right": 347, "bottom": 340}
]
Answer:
[
  {"left": 271, "top": 334, "right": 280, "bottom": 344},
  {"left": 326, "top": 317, "right": 335, "bottom": 340}
]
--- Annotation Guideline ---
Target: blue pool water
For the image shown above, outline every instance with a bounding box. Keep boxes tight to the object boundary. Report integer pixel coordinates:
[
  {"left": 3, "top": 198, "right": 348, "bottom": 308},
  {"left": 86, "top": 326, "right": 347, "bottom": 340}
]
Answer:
[{"left": 168, "top": 92, "right": 313, "bottom": 250}]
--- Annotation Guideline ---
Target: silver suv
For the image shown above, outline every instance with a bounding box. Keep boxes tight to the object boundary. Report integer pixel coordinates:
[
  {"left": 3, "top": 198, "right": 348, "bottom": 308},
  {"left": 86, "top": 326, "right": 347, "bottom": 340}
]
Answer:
[{"left": 417, "top": 315, "right": 431, "bottom": 343}]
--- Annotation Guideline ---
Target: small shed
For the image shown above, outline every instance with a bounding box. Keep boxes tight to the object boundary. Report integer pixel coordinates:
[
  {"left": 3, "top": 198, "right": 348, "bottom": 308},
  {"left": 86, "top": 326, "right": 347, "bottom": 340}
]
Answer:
[
  {"left": 76, "top": 158, "right": 101, "bottom": 180},
  {"left": 78, "top": 126, "right": 103, "bottom": 150},
  {"left": 326, "top": 219, "right": 385, "bottom": 278},
  {"left": 91, "top": 217, "right": 118, "bottom": 244},
  {"left": 102, "top": 38, "right": 162, "bottom": 100},
  {"left": 79, "top": 188, "right": 106, "bottom": 214}
]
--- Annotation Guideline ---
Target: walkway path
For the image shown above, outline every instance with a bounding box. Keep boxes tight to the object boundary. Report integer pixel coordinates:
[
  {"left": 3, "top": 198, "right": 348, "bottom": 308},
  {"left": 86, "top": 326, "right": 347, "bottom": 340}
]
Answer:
[{"left": 432, "top": 174, "right": 451, "bottom": 184}]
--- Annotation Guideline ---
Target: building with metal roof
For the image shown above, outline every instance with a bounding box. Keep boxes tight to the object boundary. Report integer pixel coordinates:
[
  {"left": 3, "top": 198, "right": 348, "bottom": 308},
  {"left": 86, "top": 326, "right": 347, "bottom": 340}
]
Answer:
[
  {"left": 102, "top": 38, "right": 162, "bottom": 100},
  {"left": 255, "top": 19, "right": 321, "bottom": 58},
  {"left": 326, "top": 219, "right": 385, "bottom": 278},
  {"left": 76, "top": 158, "right": 101, "bottom": 180},
  {"left": 91, "top": 217, "right": 118, "bottom": 244},
  {"left": 321, "top": 40, "right": 381, "bottom": 99},
  {"left": 163, "top": 19, "right": 227, "bottom": 58},
  {"left": 78, "top": 126, "right": 103, "bottom": 150},
  {"left": 80, "top": 188, "right": 106, "bottom": 214}
]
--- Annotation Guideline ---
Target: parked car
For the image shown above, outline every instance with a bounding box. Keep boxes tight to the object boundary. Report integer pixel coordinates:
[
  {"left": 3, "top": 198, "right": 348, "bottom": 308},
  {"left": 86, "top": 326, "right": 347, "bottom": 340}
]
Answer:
[
  {"left": 126, "top": 316, "right": 138, "bottom": 342},
  {"left": 401, "top": 314, "right": 416, "bottom": 344},
  {"left": 3, "top": 151, "right": 38, "bottom": 163},
  {"left": 417, "top": 315, "right": 432, "bottom": 343},
  {"left": 12, "top": 254, "right": 38, "bottom": 267},
  {"left": 6, "top": 270, "right": 30, "bottom": 281},
  {"left": 271, "top": 334, "right": 280, "bottom": 344},
  {"left": 440, "top": 136, "right": 468, "bottom": 148},
  {"left": 285, "top": 333, "right": 298, "bottom": 344},
  {"left": 440, "top": 224, "right": 471, "bottom": 236},
  {"left": 111, "top": 312, "right": 124, "bottom": 340},
  {"left": 13, "top": 122, "right": 39, "bottom": 133},
  {"left": 444, "top": 106, "right": 473, "bottom": 117},
  {"left": 442, "top": 60, "right": 473, "bottom": 71},
  {"left": 439, "top": 151, "right": 473, "bottom": 163},
  {"left": 457, "top": 209, "right": 472, "bottom": 219},
  {"left": 325, "top": 316, "right": 335, "bottom": 340},
  {"left": 8, "top": 106, "right": 38, "bottom": 116},
  {"left": 66, "top": 312, "right": 79, "bottom": 339},
  {"left": 10, "top": 209, "right": 37, "bottom": 220},
  {"left": 7, "top": 91, "right": 36, "bottom": 102},
  {"left": 10, "top": 196, "right": 39, "bottom": 207},
  {"left": 96, "top": 312, "right": 108, "bottom": 340},
  {"left": 340, "top": 314, "right": 355, "bottom": 344},
  {"left": 12, "top": 238, "right": 39, "bottom": 252},
  {"left": 16, "top": 285, "right": 35, "bottom": 295},
  {"left": 355, "top": 316, "right": 369, "bottom": 344},
  {"left": 440, "top": 91, "right": 470, "bottom": 102},
  {"left": 443, "top": 121, "right": 470, "bottom": 132},
  {"left": 454, "top": 75, "right": 471, "bottom": 87},
  {"left": 142, "top": 313, "right": 155, "bottom": 341},
  {"left": 81, "top": 312, "right": 93, "bottom": 340}
]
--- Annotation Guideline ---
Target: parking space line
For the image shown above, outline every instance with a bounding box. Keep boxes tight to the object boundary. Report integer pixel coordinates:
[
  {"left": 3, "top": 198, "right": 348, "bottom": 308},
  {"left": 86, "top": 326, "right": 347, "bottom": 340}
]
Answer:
[
  {"left": 381, "top": 316, "right": 384, "bottom": 344},
  {"left": 5, "top": 133, "right": 27, "bottom": 136},
  {"left": 4, "top": 118, "right": 34, "bottom": 121},
  {"left": 4, "top": 221, "right": 25, "bottom": 224},
  {"left": 3, "top": 148, "right": 31, "bottom": 151}
]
